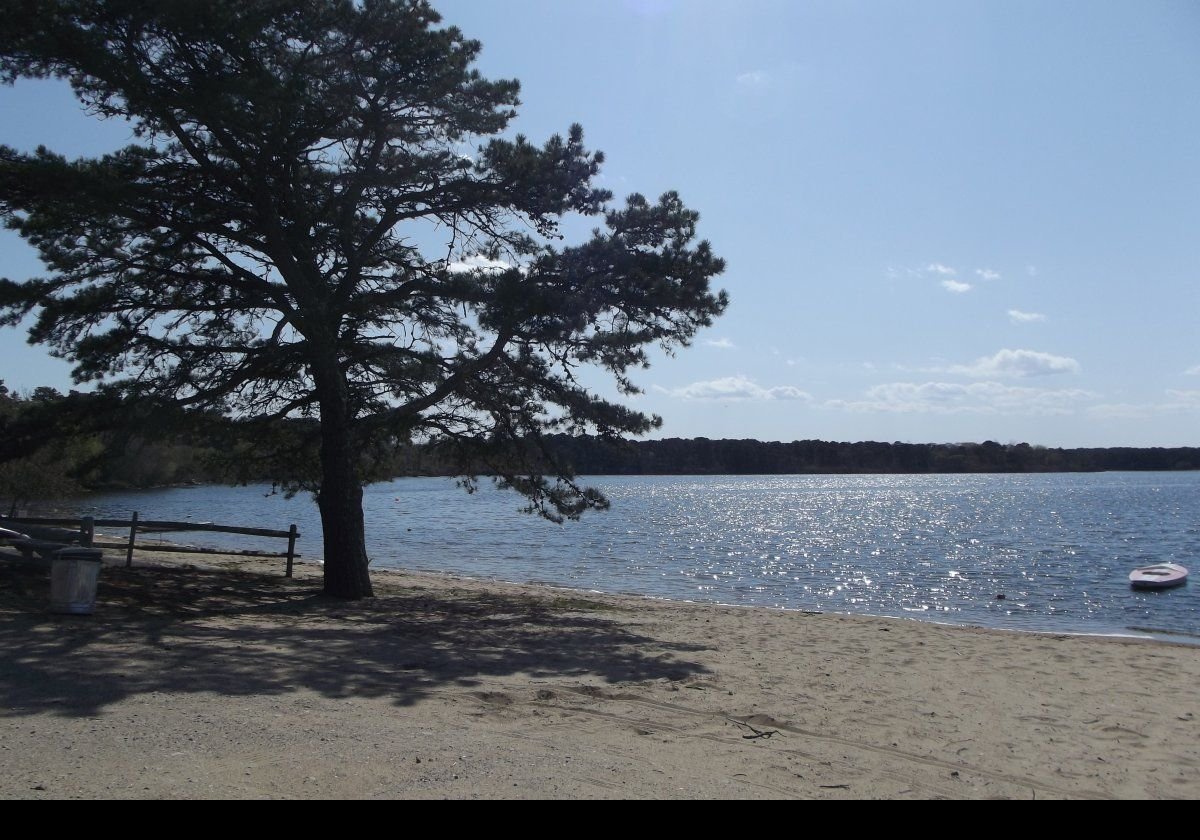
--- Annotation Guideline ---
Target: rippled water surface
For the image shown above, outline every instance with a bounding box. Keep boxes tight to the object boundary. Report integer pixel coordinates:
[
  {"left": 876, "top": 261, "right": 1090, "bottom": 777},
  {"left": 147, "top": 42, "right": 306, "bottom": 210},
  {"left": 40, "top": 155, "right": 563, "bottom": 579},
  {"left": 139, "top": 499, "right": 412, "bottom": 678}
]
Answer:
[{"left": 78, "top": 472, "right": 1200, "bottom": 638}]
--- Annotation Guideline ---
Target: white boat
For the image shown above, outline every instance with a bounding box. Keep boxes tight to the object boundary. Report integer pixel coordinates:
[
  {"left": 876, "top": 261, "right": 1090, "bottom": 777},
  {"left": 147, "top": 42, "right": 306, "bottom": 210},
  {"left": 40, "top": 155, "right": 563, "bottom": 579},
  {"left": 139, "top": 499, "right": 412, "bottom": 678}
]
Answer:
[{"left": 1129, "top": 563, "right": 1188, "bottom": 590}]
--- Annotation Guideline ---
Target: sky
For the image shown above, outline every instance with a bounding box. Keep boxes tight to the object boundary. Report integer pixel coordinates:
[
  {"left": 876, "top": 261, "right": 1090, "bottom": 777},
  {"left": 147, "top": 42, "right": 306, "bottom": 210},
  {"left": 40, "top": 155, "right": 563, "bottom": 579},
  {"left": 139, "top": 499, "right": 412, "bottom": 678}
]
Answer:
[{"left": 1, "top": 0, "right": 1198, "bottom": 448}]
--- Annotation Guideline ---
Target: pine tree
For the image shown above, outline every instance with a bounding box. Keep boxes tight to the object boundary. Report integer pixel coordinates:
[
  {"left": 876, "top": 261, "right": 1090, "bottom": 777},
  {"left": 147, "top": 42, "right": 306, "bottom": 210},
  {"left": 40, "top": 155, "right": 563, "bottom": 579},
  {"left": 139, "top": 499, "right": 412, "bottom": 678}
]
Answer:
[{"left": 0, "top": 0, "right": 727, "bottom": 597}]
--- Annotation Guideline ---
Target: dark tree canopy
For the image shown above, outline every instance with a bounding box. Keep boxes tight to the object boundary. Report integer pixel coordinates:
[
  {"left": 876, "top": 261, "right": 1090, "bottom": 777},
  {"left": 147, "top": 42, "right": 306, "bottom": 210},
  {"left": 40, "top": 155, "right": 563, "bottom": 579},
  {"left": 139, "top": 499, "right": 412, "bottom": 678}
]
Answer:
[{"left": 0, "top": 0, "right": 728, "bottom": 597}]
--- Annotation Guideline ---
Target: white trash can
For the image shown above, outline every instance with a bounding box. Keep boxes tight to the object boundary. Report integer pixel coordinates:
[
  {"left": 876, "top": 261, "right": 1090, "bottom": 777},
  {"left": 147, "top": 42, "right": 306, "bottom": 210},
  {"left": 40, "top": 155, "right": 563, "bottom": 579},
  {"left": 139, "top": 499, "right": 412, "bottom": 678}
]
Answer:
[{"left": 50, "top": 547, "right": 104, "bottom": 615}]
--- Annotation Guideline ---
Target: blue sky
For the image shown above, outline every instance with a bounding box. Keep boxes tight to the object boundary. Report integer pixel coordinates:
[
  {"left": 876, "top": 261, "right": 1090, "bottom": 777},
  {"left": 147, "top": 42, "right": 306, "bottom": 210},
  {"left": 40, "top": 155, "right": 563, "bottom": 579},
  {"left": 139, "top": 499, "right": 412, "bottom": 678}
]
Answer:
[{"left": 2, "top": 0, "right": 1198, "bottom": 447}]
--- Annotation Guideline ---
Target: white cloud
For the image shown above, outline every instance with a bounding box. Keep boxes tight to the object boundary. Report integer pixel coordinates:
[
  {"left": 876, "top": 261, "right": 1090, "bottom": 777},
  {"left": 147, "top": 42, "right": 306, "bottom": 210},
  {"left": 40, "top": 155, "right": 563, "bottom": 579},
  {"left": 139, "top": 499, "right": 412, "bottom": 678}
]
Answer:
[
  {"left": 828, "top": 381, "right": 1096, "bottom": 415},
  {"left": 1008, "top": 309, "right": 1046, "bottom": 324},
  {"left": 736, "top": 71, "right": 769, "bottom": 88},
  {"left": 941, "top": 279, "right": 972, "bottom": 293},
  {"left": 949, "top": 348, "right": 1079, "bottom": 378},
  {"left": 976, "top": 268, "right": 1001, "bottom": 281},
  {"left": 1026, "top": 265, "right": 1038, "bottom": 277},
  {"left": 926, "top": 263, "right": 957, "bottom": 276},
  {"left": 448, "top": 254, "right": 514, "bottom": 274},
  {"left": 1165, "top": 389, "right": 1200, "bottom": 407},
  {"left": 657, "top": 375, "right": 810, "bottom": 401},
  {"left": 1185, "top": 365, "right": 1200, "bottom": 376},
  {"left": 705, "top": 338, "right": 736, "bottom": 349},
  {"left": 1088, "top": 391, "right": 1200, "bottom": 418},
  {"left": 1087, "top": 403, "right": 1153, "bottom": 420},
  {"left": 885, "top": 265, "right": 925, "bottom": 281}
]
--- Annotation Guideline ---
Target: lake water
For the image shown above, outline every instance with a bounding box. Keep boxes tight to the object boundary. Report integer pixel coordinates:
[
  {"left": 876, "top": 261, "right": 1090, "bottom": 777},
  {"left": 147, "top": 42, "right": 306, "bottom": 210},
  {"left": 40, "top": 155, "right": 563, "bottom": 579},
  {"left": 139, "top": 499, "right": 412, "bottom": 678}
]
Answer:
[{"left": 72, "top": 472, "right": 1200, "bottom": 640}]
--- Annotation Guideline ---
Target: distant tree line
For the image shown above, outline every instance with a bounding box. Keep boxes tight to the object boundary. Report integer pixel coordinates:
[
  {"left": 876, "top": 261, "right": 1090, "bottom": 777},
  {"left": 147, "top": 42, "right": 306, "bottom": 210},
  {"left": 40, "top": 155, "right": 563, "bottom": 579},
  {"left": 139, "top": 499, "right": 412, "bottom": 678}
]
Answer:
[
  {"left": 526, "top": 435, "right": 1200, "bottom": 475},
  {"left": 0, "top": 383, "right": 402, "bottom": 513},
  {"left": 1, "top": 384, "right": 1195, "bottom": 513},
  {"left": 0, "top": 383, "right": 223, "bottom": 513}
]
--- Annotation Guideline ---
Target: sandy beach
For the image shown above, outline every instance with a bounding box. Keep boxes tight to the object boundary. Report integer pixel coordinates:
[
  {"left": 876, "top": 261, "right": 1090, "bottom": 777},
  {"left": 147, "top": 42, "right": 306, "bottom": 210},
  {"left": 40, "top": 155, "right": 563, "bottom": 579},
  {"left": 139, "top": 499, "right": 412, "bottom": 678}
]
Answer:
[{"left": 1, "top": 547, "right": 1198, "bottom": 799}]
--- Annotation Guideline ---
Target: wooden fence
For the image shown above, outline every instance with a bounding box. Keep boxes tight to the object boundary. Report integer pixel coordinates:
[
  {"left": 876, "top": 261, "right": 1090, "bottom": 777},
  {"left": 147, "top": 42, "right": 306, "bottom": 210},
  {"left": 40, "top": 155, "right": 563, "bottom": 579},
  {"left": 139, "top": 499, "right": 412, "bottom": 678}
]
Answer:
[{"left": 1, "top": 514, "right": 301, "bottom": 577}]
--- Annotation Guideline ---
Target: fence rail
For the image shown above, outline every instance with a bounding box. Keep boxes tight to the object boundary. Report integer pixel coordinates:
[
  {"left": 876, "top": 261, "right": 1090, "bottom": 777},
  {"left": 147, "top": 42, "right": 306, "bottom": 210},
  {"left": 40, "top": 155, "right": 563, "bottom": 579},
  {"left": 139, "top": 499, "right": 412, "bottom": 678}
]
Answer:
[{"left": 1, "top": 514, "right": 301, "bottom": 577}]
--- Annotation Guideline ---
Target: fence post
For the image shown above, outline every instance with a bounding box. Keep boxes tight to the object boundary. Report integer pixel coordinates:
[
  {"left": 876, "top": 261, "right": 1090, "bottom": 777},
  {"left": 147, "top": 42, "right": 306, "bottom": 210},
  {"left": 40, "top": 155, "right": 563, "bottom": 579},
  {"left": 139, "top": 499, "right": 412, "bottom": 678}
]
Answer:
[
  {"left": 81, "top": 516, "right": 95, "bottom": 547},
  {"left": 125, "top": 511, "right": 138, "bottom": 568},
  {"left": 285, "top": 523, "right": 298, "bottom": 578}
]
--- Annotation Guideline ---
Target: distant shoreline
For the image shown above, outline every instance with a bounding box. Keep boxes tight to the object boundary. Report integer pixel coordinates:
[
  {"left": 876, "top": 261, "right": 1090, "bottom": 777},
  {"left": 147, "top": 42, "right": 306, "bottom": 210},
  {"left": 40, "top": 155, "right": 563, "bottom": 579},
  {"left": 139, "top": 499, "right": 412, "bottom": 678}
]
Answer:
[{"left": 489, "top": 435, "right": 1200, "bottom": 478}]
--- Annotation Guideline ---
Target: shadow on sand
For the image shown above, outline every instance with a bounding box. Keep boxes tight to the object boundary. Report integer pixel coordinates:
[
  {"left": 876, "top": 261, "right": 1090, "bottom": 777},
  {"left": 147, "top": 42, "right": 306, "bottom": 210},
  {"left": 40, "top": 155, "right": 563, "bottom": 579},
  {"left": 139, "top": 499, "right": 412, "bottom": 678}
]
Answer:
[{"left": 0, "top": 561, "right": 711, "bottom": 718}]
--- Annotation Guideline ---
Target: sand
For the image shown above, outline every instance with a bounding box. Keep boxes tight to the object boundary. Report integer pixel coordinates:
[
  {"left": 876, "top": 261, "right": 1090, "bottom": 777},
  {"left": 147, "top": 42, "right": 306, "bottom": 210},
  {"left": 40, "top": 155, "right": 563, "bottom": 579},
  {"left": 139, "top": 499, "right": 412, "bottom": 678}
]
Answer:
[{"left": 1, "top": 547, "right": 1198, "bottom": 799}]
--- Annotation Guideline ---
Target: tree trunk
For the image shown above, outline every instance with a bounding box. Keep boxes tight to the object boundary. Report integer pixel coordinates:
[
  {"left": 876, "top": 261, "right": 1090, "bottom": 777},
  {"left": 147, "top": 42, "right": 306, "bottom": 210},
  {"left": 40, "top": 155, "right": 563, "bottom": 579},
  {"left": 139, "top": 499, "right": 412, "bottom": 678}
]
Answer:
[
  {"left": 315, "top": 378, "right": 374, "bottom": 599},
  {"left": 317, "top": 460, "right": 373, "bottom": 599}
]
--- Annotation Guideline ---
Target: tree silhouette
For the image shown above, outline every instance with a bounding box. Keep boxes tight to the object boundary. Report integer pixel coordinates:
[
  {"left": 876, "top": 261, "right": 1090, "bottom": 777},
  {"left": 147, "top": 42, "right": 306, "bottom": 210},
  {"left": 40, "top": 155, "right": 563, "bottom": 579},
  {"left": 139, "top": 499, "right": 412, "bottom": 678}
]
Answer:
[{"left": 0, "top": 0, "right": 727, "bottom": 597}]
